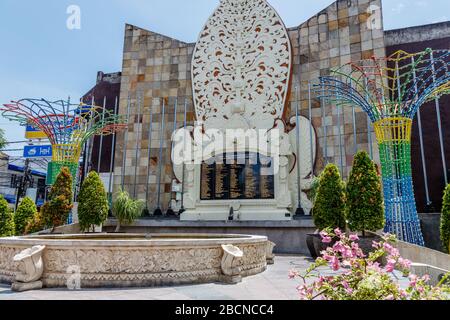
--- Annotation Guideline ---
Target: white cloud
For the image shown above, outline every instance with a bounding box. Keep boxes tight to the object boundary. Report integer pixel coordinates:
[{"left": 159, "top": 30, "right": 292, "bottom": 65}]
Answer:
[
  {"left": 392, "top": 2, "right": 406, "bottom": 13},
  {"left": 415, "top": 1, "right": 428, "bottom": 7}
]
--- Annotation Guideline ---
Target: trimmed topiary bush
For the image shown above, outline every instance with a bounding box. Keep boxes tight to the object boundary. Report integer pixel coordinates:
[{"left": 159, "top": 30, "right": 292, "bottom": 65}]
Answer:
[
  {"left": 41, "top": 167, "right": 73, "bottom": 231},
  {"left": 14, "top": 197, "right": 37, "bottom": 235},
  {"left": 112, "top": 190, "right": 144, "bottom": 232},
  {"left": 441, "top": 184, "right": 450, "bottom": 253},
  {"left": 346, "top": 151, "right": 385, "bottom": 236},
  {"left": 78, "top": 171, "right": 109, "bottom": 232},
  {"left": 0, "top": 195, "right": 15, "bottom": 237},
  {"left": 25, "top": 209, "right": 46, "bottom": 235},
  {"left": 313, "top": 164, "right": 346, "bottom": 231}
]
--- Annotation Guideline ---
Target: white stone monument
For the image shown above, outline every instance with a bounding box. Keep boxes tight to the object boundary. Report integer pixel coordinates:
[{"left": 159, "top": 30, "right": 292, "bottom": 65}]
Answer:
[{"left": 172, "top": 0, "right": 316, "bottom": 221}]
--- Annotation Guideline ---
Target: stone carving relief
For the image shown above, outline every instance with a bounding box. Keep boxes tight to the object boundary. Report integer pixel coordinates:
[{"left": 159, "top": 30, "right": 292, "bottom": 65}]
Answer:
[
  {"left": 11, "top": 245, "right": 45, "bottom": 292},
  {"left": 221, "top": 244, "right": 244, "bottom": 283},
  {"left": 0, "top": 242, "right": 268, "bottom": 287},
  {"left": 266, "top": 241, "right": 276, "bottom": 265},
  {"left": 288, "top": 116, "right": 317, "bottom": 215},
  {"left": 192, "top": 0, "right": 292, "bottom": 130}
]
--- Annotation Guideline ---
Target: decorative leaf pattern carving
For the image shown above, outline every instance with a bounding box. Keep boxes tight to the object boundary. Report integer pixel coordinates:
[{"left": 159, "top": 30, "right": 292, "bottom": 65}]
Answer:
[
  {"left": 0, "top": 243, "right": 267, "bottom": 287},
  {"left": 192, "top": 0, "right": 292, "bottom": 130}
]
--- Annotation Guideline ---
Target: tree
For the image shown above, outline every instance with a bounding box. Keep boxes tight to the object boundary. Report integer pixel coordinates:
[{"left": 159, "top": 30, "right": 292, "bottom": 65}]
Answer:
[
  {"left": 313, "top": 164, "right": 346, "bottom": 231},
  {"left": 112, "top": 190, "right": 144, "bottom": 232},
  {"left": 441, "top": 184, "right": 450, "bottom": 253},
  {"left": 346, "top": 151, "right": 385, "bottom": 236},
  {"left": 25, "top": 210, "right": 46, "bottom": 235},
  {"left": 78, "top": 171, "right": 109, "bottom": 232},
  {"left": 41, "top": 167, "right": 73, "bottom": 231},
  {"left": 0, "top": 128, "right": 7, "bottom": 150},
  {"left": 0, "top": 195, "right": 15, "bottom": 237},
  {"left": 14, "top": 197, "right": 37, "bottom": 235}
]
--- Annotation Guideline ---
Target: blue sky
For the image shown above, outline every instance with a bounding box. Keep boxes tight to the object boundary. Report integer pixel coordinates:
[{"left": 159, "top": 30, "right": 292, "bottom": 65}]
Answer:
[{"left": 0, "top": 0, "right": 449, "bottom": 157}]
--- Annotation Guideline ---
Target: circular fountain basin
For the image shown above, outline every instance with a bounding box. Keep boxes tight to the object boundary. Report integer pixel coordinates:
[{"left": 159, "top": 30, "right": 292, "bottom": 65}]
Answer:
[{"left": 0, "top": 233, "right": 269, "bottom": 288}]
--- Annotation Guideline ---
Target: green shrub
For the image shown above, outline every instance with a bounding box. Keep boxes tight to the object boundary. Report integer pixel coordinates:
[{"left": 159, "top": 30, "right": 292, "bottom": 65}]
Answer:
[
  {"left": 346, "top": 151, "right": 385, "bottom": 236},
  {"left": 25, "top": 209, "right": 46, "bottom": 235},
  {"left": 0, "top": 128, "right": 7, "bottom": 150},
  {"left": 112, "top": 190, "right": 144, "bottom": 232},
  {"left": 41, "top": 167, "right": 73, "bottom": 231},
  {"left": 313, "top": 164, "right": 346, "bottom": 231},
  {"left": 441, "top": 184, "right": 450, "bottom": 253},
  {"left": 14, "top": 197, "right": 37, "bottom": 235},
  {"left": 0, "top": 195, "right": 15, "bottom": 237},
  {"left": 78, "top": 171, "right": 109, "bottom": 232}
]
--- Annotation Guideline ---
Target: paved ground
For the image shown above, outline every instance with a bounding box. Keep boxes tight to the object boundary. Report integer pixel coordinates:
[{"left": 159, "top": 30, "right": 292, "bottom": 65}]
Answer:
[{"left": 0, "top": 255, "right": 315, "bottom": 300}]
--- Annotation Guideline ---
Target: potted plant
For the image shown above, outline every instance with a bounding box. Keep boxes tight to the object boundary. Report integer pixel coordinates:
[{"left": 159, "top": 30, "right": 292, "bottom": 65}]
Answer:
[
  {"left": 14, "top": 197, "right": 37, "bottom": 235},
  {"left": 0, "top": 195, "right": 15, "bottom": 237},
  {"left": 441, "top": 184, "right": 450, "bottom": 254},
  {"left": 112, "top": 190, "right": 144, "bottom": 232},
  {"left": 78, "top": 171, "right": 109, "bottom": 233},
  {"left": 346, "top": 151, "right": 385, "bottom": 254},
  {"left": 307, "top": 164, "right": 346, "bottom": 258},
  {"left": 40, "top": 167, "right": 74, "bottom": 233}
]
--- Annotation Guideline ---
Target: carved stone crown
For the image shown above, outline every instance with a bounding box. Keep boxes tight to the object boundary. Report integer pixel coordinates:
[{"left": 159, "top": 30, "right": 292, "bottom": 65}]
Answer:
[{"left": 192, "top": 0, "right": 292, "bottom": 131}]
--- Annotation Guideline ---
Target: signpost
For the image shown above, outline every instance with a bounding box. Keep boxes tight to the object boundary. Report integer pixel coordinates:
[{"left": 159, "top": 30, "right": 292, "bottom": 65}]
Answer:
[
  {"left": 23, "top": 145, "right": 52, "bottom": 158},
  {"left": 25, "top": 125, "right": 48, "bottom": 140}
]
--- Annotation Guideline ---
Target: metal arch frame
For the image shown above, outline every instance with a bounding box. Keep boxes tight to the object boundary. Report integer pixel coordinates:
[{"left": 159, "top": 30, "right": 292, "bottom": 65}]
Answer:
[
  {"left": 1, "top": 98, "right": 128, "bottom": 185},
  {"left": 314, "top": 49, "right": 450, "bottom": 246}
]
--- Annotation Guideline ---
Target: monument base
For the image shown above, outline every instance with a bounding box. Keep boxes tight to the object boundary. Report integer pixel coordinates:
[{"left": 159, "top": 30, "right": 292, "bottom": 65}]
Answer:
[
  {"left": 11, "top": 281, "right": 43, "bottom": 292},
  {"left": 180, "top": 208, "right": 292, "bottom": 222},
  {"left": 103, "top": 218, "right": 316, "bottom": 255}
]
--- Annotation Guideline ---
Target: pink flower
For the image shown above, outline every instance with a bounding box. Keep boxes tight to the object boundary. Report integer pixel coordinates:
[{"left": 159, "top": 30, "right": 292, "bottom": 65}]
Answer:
[
  {"left": 330, "top": 256, "right": 340, "bottom": 271},
  {"left": 320, "top": 231, "right": 329, "bottom": 238},
  {"left": 372, "top": 241, "right": 381, "bottom": 249},
  {"left": 322, "top": 253, "right": 333, "bottom": 262},
  {"left": 421, "top": 275, "right": 430, "bottom": 283},
  {"left": 349, "top": 234, "right": 359, "bottom": 241},
  {"left": 334, "top": 228, "right": 343, "bottom": 236},
  {"left": 400, "top": 290, "right": 408, "bottom": 298},
  {"left": 386, "top": 295, "right": 395, "bottom": 300},
  {"left": 409, "top": 275, "right": 418, "bottom": 287},
  {"left": 343, "top": 249, "right": 354, "bottom": 259},
  {"left": 342, "top": 280, "right": 353, "bottom": 294},
  {"left": 398, "top": 258, "right": 411, "bottom": 270},
  {"left": 322, "top": 236, "right": 332, "bottom": 244},
  {"left": 288, "top": 270, "right": 299, "bottom": 279},
  {"left": 333, "top": 242, "right": 345, "bottom": 253},
  {"left": 385, "top": 259, "right": 396, "bottom": 273},
  {"left": 383, "top": 242, "right": 393, "bottom": 252}
]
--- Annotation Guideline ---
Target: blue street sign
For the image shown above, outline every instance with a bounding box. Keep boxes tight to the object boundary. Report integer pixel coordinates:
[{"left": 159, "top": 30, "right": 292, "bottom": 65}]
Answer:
[{"left": 23, "top": 145, "right": 53, "bottom": 158}]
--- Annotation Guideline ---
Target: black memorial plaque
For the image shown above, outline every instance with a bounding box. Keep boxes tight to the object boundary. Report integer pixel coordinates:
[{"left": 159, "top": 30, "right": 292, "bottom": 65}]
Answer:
[
  {"left": 229, "top": 154, "right": 246, "bottom": 200},
  {"left": 215, "top": 163, "right": 230, "bottom": 200},
  {"left": 260, "top": 156, "right": 275, "bottom": 199},
  {"left": 200, "top": 162, "right": 216, "bottom": 200},
  {"left": 200, "top": 153, "right": 275, "bottom": 201}
]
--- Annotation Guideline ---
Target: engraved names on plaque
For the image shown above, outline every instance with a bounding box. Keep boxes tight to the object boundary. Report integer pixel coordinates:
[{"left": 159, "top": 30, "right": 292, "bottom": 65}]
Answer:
[{"left": 200, "top": 153, "right": 275, "bottom": 201}]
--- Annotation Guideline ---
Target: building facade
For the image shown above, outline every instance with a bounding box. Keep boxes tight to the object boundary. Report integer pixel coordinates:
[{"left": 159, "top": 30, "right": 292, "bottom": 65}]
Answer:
[{"left": 112, "top": 0, "right": 384, "bottom": 213}]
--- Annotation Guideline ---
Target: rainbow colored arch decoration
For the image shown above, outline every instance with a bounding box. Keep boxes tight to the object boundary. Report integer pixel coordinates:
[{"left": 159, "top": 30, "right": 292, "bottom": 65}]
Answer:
[
  {"left": 316, "top": 49, "right": 450, "bottom": 246},
  {"left": 1, "top": 98, "right": 127, "bottom": 186}
]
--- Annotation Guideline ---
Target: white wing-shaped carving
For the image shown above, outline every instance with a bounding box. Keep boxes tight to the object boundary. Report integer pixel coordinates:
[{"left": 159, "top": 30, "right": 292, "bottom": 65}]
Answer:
[
  {"left": 288, "top": 116, "right": 317, "bottom": 215},
  {"left": 192, "top": 0, "right": 292, "bottom": 130},
  {"left": 289, "top": 116, "right": 317, "bottom": 178}
]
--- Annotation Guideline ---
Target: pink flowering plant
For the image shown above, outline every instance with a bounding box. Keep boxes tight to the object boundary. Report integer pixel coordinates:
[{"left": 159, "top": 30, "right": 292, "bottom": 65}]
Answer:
[{"left": 290, "top": 228, "right": 450, "bottom": 300}]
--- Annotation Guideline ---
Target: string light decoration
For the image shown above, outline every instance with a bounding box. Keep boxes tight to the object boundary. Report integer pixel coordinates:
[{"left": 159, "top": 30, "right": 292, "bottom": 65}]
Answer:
[
  {"left": 316, "top": 48, "right": 450, "bottom": 246},
  {"left": 1, "top": 98, "right": 128, "bottom": 186}
]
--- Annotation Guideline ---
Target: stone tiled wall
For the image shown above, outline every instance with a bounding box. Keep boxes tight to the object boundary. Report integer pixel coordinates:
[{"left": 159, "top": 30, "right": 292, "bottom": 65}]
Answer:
[
  {"left": 286, "top": 0, "right": 384, "bottom": 178},
  {"left": 115, "top": 0, "right": 386, "bottom": 210},
  {"left": 114, "top": 26, "right": 196, "bottom": 209}
]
